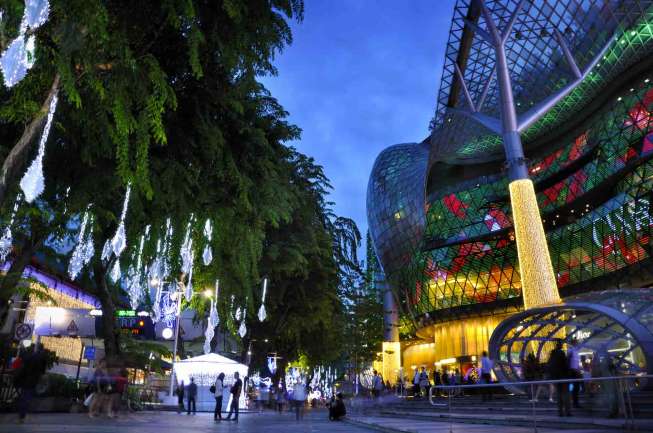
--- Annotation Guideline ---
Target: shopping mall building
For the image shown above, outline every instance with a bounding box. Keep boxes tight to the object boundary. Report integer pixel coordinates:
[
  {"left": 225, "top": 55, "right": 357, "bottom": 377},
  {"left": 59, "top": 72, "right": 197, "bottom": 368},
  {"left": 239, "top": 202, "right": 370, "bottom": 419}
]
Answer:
[{"left": 367, "top": 0, "right": 653, "bottom": 382}]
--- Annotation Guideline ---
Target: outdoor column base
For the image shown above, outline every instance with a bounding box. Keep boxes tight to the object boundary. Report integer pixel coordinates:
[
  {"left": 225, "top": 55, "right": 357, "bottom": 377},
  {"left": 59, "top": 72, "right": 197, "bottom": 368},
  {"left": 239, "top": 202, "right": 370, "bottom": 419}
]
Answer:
[{"left": 382, "top": 341, "right": 401, "bottom": 385}]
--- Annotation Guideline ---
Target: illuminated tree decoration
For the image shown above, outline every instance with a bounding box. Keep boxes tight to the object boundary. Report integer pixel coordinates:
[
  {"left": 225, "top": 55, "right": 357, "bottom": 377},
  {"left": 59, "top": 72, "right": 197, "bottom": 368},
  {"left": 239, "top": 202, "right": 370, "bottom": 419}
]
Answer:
[
  {"left": 19, "top": 92, "right": 58, "bottom": 202},
  {"left": 68, "top": 209, "right": 95, "bottom": 279},
  {"left": 257, "top": 277, "right": 268, "bottom": 322},
  {"left": 238, "top": 307, "right": 247, "bottom": 338},
  {"left": 0, "top": 198, "right": 20, "bottom": 262},
  {"left": 202, "top": 218, "right": 213, "bottom": 266},
  {"left": 0, "top": 0, "right": 50, "bottom": 88}
]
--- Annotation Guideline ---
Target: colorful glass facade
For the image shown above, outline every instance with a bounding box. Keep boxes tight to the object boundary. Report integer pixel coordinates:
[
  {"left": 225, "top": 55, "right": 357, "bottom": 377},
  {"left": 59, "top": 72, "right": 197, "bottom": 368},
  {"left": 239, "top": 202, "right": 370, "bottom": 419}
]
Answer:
[{"left": 366, "top": 2, "right": 653, "bottom": 351}]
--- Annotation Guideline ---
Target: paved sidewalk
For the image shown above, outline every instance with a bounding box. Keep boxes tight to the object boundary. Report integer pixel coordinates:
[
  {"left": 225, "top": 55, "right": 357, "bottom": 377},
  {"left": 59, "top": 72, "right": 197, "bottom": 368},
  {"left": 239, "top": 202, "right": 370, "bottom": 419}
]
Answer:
[
  {"left": 347, "top": 415, "right": 623, "bottom": 433},
  {"left": 0, "top": 410, "right": 368, "bottom": 433}
]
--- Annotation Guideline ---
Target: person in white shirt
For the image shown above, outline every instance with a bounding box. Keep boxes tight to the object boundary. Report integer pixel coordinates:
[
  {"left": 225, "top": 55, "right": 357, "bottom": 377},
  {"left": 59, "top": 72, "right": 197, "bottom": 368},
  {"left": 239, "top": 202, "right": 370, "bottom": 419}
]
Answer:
[
  {"left": 480, "top": 351, "right": 494, "bottom": 401},
  {"left": 213, "top": 372, "right": 225, "bottom": 421},
  {"left": 292, "top": 377, "right": 307, "bottom": 421}
]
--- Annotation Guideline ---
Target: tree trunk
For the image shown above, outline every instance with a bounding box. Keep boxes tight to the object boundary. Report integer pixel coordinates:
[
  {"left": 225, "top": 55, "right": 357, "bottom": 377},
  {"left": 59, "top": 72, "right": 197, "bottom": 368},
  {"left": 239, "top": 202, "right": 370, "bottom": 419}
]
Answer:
[
  {"left": 0, "top": 75, "right": 60, "bottom": 207},
  {"left": 93, "top": 259, "right": 120, "bottom": 366},
  {"left": 0, "top": 223, "right": 45, "bottom": 333}
]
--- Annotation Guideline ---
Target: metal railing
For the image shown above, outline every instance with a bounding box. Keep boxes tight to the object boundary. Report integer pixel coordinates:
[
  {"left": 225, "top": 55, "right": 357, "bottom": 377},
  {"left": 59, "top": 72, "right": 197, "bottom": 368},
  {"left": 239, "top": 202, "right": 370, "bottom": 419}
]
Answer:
[{"left": 428, "top": 374, "right": 652, "bottom": 433}]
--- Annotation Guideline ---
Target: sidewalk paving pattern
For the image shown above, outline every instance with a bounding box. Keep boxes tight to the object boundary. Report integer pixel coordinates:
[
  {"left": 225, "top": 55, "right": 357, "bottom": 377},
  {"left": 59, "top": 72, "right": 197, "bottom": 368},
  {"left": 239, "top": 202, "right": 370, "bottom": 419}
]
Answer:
[
  {"left": 347, "top": 415, "right": 623, "bottom": 433},
  {"left": 0, "top": 410, "right": 627, "bottom": 433}
]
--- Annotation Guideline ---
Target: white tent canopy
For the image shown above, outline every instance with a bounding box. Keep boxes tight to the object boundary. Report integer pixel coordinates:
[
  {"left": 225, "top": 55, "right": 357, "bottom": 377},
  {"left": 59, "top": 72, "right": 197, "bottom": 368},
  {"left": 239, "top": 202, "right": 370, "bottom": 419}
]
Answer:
[{"left": 173, "top": 353, "right": 249, "bottom": 411}]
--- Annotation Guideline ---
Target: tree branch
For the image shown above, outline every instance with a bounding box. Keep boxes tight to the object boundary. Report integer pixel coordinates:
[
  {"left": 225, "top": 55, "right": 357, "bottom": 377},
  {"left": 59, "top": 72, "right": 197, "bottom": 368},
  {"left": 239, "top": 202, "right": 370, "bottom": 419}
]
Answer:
[{"left": 0, "top": 74, "right": 60, "bottom": 207}]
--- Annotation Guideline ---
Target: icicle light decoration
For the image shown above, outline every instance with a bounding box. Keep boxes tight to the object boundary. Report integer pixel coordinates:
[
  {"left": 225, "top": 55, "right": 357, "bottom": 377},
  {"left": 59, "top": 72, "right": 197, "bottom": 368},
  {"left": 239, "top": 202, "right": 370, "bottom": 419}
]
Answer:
[
  {"left": 258, "top": 277, "right": 268, "bottom": 322},
  {"left": 110, "top": 183, "right": 131, "bottom": 257},
  {"left": 109, "top": 258, "right": 121, "bottom": 283},
  {"left": 68, "top": 210, "right": 95, "bottom": 279},
  {"left": 0, "top": 0, "right": 50, "bottom": 88},
  {"left": 238, "top": 307, "right": 247, "bottom": 338},
  {"left": 184, "top": 252, "right": 194, "bottom": 300},
  {"left": 203, "top": 280, "right": 220, "bottom": 355},
  {"left": 180, "top": 216, "right": 194, "bottom": 274},
  {"left": 202, "top": 218, "right": 213, "bottom": 266},
  {"left": 19, "top": 91, "right": 58, "bottom": 202},
  {"left": 0, "top": 198, "right": 20, "bottom": 262}
]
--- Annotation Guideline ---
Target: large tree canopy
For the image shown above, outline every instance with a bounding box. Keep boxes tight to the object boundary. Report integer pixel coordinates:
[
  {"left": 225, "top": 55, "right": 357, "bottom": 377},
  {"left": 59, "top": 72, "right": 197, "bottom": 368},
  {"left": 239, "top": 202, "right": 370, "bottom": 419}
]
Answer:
[{"left": 0, "top": 0, "right": 376, "bottom": 372}]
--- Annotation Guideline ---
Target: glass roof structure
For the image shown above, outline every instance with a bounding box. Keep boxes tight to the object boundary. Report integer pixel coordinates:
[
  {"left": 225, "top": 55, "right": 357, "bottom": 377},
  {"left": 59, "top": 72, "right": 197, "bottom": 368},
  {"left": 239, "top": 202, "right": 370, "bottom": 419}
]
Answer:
[{"left": 431, "top": 0, "right": 653, "bottom": 163}]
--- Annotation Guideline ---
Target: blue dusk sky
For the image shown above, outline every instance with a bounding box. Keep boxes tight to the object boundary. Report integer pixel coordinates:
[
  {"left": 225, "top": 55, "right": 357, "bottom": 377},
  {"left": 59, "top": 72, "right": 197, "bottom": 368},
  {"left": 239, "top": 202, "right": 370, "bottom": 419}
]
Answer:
[{"left": 260, "top": 0, "right": 456, "bottom": 251}]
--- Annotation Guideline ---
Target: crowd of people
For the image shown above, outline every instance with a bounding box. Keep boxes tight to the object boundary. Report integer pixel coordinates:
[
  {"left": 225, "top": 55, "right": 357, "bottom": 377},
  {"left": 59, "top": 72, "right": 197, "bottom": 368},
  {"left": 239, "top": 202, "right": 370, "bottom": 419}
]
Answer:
[{"left": 172, "top": 372, "right": 346, "bottom": 422}]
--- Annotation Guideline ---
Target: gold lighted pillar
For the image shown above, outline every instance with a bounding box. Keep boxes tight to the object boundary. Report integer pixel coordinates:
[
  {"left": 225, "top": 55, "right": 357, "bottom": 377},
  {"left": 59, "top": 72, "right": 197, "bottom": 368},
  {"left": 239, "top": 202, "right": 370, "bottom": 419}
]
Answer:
[
  {"left": 382, "top": 341, "right": 401, "bottom": 385},
  {"left": 509, "top": 179, "right": 561, "bottom": 309}
]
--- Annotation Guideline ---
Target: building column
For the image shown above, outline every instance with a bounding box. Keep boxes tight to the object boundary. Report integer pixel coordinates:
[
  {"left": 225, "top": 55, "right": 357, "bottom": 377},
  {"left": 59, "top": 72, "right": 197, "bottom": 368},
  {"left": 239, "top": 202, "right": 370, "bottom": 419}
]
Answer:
[{"left": 378, "top": 271, "right": 401, "bottom": 384}]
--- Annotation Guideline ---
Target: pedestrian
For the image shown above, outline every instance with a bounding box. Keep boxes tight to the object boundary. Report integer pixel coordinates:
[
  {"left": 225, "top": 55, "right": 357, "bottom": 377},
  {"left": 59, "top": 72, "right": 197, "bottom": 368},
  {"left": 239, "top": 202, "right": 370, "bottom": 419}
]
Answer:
[
  {"left": 480, "top": 351, "right": 494, "bottom": 401},
  {"left": 567, "top": 338, "right": 583, "bottom": 408},
  {"left": 175, "top": 380, "right": 185, "bottom": 414},
  {"left": 523, "top": 353, "right": 541, "bottom": 400},
  {"left": 372, "top": 370, "right": 383, "bottom": 398},
  {"left": 88, "top": 359, "right": 108, "bottom": 418},
  {"left": 328, "top": 392, "right": 347, "bottom": 421},
  {"left": 226, "top": 371, "right": 243, "bottom": 422},
  {"left": 277, "top": 383, "right": 287, "bottom": 412},
  {"left": 292, "top": 377, "right": 307, "bottom": 421},
  {"left": 600, "top": 355, "right": 619, "bottom": 418},
  {"left": 548, "top": 340, "right": 572, "bottom": 417},
  {"left": 214, "top": 372, "right": 225, "bottom": 421},
  {"left": 433, "top": 369, "right": 442, "bottom": 397},
  {"left": 14, "top": 344, "right": 47, "bottom": 423},
  {"left": 187, "top": 377, "right": 197, "bottom": 415},
  {"left": 412, "top": 368, "right": 420, "bottom": 397},
  {"left": 113, "top": 368, "right": 128, "bottom": 416},
  {"left": 419, "top": 367, "right": 430, "bottom": 397}
]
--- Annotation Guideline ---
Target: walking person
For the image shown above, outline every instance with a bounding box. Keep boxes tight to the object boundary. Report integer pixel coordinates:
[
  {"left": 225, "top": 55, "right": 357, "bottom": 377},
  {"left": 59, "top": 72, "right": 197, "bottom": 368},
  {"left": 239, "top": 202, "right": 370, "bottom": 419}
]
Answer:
[
  {"left": 480, "top": 351, "right": 494, "bottom": 401},
  {"left": 433, "top": 369, "right": 442, "bottom": 397},
  {"left": 419, "top": 367, "right": 430, "bottom": 397},
  {"left": 372, "top": 370, "right": 383, "bottom": 398},
  {"left": 14, "top": 345, "right": 47, "bottom": 423},
  {"left": 548, "top": 340, "right": 572, "bottom": 417},
  {"left": 89, "top": 359, "right": 108, "bottom": 418},
  {"left": 567, "top": 338, "right": 583, "bottom": 408},
  {"left": 187, "top": 377, "right": 197, "bottom": 415},
  {"left": 213, "top": 373, "right": 225, "bottom": 421},
  {"left": 412, "top": 368, "right": 420, "bottom": 397},
  {"left": 226, "top": 371, "right": 243, "bottom": 422},
  {"left": 292, "top": 377, "right": 307, "bottom": 421},
  {"left": 175, "top": 380, "right": 185, "bottom": 414}
]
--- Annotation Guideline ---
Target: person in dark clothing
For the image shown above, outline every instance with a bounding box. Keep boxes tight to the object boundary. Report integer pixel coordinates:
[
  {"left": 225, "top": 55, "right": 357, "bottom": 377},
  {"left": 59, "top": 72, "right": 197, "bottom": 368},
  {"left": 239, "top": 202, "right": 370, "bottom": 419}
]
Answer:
[
  {"left": 433, "top": 369, "right": 442, "bottom": 397},
  {"left": 187, "top": 377, "right": 197, "bottom": 415},
  {"left": 175, "top": 380, "right": 185, "bottom": 413},
  {"left": 226, "top": 372, "right": 243, "bottom": 422},
  {"left": 14, "top": 345, "right": 47, "bottom": 423},
  {"left": 328, "top": 392, "right": 347, "bottom": 421},
  {"left": 548, "top": 341, "right": 572, "bottom": 417}
]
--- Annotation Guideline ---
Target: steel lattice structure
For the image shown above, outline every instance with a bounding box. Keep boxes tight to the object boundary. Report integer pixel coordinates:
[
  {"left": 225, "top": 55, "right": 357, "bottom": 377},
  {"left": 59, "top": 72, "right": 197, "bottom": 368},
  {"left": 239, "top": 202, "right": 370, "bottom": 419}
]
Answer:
[
  {"left": 489, "top": 288, "right": 653, "bottom": 384},
  {"left": 431, "top": 0, "right": 653, "bottom": 163}
]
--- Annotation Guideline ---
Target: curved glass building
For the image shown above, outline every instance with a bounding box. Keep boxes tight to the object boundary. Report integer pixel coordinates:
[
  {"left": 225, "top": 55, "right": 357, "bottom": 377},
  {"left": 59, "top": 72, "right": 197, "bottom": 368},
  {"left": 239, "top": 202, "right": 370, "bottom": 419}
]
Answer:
[{"left": 367, "top": 0, "right": 653, "bottom": 376}]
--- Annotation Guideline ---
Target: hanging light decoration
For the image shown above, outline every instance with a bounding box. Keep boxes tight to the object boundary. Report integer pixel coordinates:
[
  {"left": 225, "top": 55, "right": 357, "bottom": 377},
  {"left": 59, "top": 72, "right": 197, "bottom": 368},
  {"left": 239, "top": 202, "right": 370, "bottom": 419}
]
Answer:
[
  {"left": 203, "top": 280, "right": 220, "bottom": 355},
  {"left": 180, "top": 216, "right": 194, "bottom": 274},
  {"left": 0, "top": 198, "right": 21, "bottom": 262},
  {"left": 238, "top": 307, "right": 247, "bottom": 338},
  {"left": 109, "top": 258, "right": 121, "bottom": 283},
  {"left": 125, "top": 226, "right": 149, "bottom": 309},
  {"left": 68, "top": 209, "right": 95, "bottom": 279},
  {"left": 110, "top": 183, "right": 131, "bottom": 257},
  {"left": 258, "top": 277, "right": 268, "bottom": 322},
  {"left": 202, "top": 218, "right": 213, "bottom": 266},
  {"left": 0, "top": 0, "right": 50, "bottom": 88},
  {"left": 19, "top": 91, "right": 58, "bottom": 203}
]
